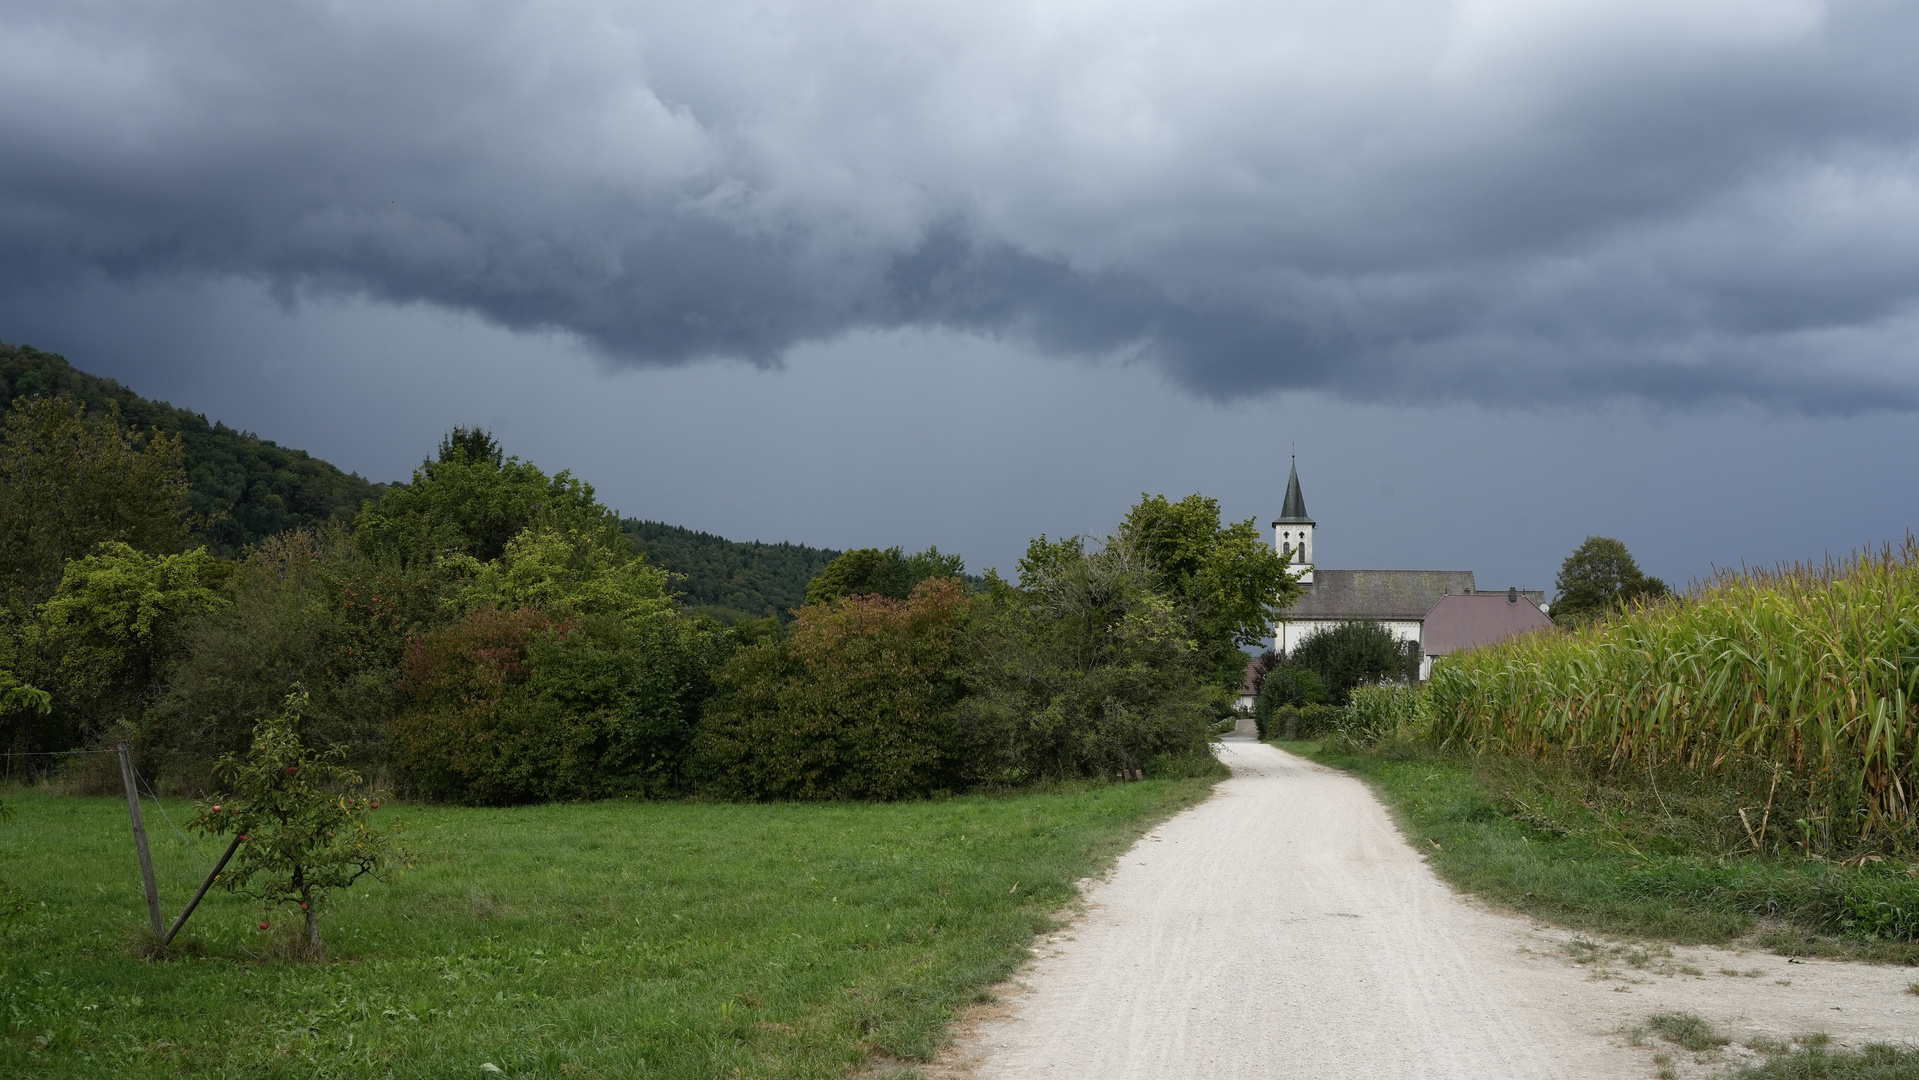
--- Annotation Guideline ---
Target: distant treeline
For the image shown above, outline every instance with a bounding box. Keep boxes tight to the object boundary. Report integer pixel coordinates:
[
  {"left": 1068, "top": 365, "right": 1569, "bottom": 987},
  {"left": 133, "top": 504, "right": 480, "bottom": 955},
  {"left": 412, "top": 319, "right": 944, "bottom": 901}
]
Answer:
[
  {"left": 623, "top": 520, "right": 841, "bottom": 624},
  {"left": 0, "top": 342, "right": 391, "bottom": 556}
]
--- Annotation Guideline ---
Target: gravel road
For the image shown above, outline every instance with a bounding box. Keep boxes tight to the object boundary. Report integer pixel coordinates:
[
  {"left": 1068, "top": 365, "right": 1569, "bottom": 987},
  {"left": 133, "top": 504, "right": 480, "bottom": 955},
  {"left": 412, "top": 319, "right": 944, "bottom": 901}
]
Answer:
[{"left": 940, "top": 738, "right": 1919, "bottom": 1080}]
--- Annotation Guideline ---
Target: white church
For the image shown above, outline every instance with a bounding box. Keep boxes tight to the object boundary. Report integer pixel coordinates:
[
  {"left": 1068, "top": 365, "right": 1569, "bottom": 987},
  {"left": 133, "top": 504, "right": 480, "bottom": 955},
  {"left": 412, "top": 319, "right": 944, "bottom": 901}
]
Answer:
[{"left": 1266, "top": 460, "right": 1550, "bottom": 683}]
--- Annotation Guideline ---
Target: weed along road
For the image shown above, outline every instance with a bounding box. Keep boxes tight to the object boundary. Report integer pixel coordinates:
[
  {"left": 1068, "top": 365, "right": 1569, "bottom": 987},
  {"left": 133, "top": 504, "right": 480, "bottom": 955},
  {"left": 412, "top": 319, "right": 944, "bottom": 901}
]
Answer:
[{"left": 942, "top": 739, "right": 1919, "bottom": 1080}]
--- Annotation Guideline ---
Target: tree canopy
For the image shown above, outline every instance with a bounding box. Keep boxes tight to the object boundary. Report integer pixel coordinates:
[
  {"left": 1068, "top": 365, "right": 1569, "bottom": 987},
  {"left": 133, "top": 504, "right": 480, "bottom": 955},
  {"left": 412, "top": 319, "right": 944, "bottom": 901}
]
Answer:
[
  {"left": 355, "top": 431, "right": 621, "bottom": 564},
  {"left": 1117, "top": 493, "right": 1302, "bottom": 688},
  {"left": 803, "top": 545, "right": 965, "bottom": 606},
  {"left": 1551, "top": 536, "right": 1669, "bottom": 625}
]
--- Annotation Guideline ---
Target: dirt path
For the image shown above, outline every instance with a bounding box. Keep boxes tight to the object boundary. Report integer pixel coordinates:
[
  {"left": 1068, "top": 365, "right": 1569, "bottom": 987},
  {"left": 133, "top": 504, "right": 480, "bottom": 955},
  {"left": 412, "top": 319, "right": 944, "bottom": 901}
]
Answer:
[{"left": 935, "top": 740, "right": 1919, "bottom": 1079}]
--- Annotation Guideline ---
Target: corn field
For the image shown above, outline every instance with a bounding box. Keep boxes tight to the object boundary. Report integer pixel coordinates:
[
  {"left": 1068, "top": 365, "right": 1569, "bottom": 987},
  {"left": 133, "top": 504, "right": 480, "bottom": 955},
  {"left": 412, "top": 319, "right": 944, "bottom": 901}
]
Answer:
[{"left": 1428, "top": 539, "right": 1919, "bottom": 853}]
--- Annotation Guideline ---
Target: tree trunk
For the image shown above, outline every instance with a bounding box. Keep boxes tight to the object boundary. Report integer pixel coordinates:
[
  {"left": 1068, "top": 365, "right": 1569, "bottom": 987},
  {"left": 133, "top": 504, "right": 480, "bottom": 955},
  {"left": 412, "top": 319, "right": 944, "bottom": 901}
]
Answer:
[{"left": 303, "top": 898, "right": 323, "bottom": 960}]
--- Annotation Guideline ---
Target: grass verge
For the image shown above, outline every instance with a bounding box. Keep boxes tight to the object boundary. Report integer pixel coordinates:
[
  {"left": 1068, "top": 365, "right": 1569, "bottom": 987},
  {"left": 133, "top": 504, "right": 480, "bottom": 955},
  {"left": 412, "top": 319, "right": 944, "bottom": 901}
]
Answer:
[
  {"left": 1277, "top": 739, "right": 1919, "bottom": 962},
  {"left": 1733, "top": 1040, "right": 1919, "bottom": 1078},
  {"left": 1, "top": 778, "right": 1212, "bottom": 1078}
]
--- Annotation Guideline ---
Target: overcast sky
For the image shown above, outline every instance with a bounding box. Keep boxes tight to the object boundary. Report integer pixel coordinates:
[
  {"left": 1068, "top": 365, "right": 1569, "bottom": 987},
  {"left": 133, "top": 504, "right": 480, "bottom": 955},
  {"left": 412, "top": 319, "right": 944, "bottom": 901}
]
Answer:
[{"left": 3, "top": 0, "right": 1916, "bottom": 601}]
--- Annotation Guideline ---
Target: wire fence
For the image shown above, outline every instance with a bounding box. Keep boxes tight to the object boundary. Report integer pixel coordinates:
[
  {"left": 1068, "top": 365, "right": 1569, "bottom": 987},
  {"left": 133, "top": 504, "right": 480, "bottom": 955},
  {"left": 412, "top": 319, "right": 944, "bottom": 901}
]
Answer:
[{"left": 1, "top": 746, "right": 119, "bottom": 785}]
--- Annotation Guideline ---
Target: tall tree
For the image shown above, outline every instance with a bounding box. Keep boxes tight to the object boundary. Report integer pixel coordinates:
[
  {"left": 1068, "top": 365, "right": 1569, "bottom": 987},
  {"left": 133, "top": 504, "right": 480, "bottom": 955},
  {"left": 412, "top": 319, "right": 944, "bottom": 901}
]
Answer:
[
  {"left": 1117, "top": 493, "right": 1302, "bottom": 688},
  {"left": 1551, "top": 536, "right": 1669, "bottom": 625},
  {"left": 0, "top": 397, "right": 194, "bottom": 607},
  {"left": 355, "top": 430, "right": 621, "bottom": 565}
]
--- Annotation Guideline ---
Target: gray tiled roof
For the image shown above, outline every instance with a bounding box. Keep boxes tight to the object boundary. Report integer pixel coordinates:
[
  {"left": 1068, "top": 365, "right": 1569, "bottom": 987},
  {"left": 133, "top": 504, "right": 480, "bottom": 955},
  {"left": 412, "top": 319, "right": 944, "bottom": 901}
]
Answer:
[{"left": 1284, "top": 569, "right": 1476, "bottom": 621}]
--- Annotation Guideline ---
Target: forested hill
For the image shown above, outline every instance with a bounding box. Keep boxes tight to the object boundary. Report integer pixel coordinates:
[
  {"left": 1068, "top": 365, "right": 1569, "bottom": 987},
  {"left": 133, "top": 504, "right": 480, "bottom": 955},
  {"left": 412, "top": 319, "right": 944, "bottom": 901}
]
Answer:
[
  {"left": 623, "top": 519, "right": 841, "bottom": 623},
  {"left": 0, "top": 341, "right": 392, "bottom": 555}
]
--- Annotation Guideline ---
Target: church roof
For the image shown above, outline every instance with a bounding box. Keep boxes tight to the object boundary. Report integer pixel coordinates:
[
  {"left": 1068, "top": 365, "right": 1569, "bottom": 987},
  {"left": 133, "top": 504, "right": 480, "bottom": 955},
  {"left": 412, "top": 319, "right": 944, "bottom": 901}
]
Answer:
[
  {"left": 1423, "top": 592, "right": 1554, "bottom": 656},
  {"left": 1274, "top": 460, "right": 1312, "bottom": 524},
  {"left": 1284, "top": 569, "right": 1476, "bottom": 621}
]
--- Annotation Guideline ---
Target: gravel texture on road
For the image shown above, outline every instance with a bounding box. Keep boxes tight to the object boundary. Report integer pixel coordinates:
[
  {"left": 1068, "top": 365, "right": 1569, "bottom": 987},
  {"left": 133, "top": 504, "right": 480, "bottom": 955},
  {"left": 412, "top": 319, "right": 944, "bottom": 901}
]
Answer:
[{"left": 938, "top": 739, "right": 1919, "bottom": 1080}]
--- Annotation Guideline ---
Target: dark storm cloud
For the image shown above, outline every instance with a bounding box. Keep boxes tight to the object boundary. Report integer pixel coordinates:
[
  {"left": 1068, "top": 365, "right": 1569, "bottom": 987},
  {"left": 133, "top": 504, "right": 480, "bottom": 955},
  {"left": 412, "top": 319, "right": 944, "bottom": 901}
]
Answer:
[{"left": 3, "top": 0, "right": 1918, "bottom": 410}]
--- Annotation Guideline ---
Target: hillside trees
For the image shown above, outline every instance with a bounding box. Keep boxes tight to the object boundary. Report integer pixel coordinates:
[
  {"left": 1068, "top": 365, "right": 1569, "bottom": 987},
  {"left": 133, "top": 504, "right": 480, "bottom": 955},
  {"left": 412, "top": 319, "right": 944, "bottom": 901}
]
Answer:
[
  {"left": 0, "top": 361, "right": 1264, "bottom": 805},
  {"left": 0, "top": 396, "right": 195, "bottom": 608},
  {"left": 623, "top": 519, "right": 840, "bottom": 623},
  {"left": 1, "top": 342, "right": 387, "bottom": 554}
]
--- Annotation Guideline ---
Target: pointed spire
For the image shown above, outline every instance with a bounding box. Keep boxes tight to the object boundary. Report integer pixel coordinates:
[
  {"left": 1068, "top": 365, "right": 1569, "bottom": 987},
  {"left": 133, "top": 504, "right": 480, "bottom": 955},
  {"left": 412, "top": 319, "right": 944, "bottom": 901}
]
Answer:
[{"left": 1276, "top": 456, "right": 1313, "bottom": 523}]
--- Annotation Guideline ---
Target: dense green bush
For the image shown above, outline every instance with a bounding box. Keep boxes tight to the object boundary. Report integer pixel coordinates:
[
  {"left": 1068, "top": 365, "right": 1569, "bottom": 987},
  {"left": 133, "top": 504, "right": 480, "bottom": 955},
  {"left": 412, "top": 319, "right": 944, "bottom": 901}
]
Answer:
[
  {"left": 393, "top": 609, "right": 729, "bottom": 804},
  {"left": 1289, "top": 621, "right": 1420, "bottom": 705},
  {"left": 694, "top": 579, "right": 967, "bottom": 800},
  {"left": 1252, "top": 662, "right": 1325, "bottom": 737},
  {"left": 956, "top": 537, "right": 1217, "bottom": 784}
]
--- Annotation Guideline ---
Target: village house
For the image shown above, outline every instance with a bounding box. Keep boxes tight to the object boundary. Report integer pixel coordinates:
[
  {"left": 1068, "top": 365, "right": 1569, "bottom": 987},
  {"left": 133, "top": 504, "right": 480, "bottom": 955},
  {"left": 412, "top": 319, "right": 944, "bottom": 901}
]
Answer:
[{"left": 1236, "top": 460, "right": 1551, "bottom": 706}]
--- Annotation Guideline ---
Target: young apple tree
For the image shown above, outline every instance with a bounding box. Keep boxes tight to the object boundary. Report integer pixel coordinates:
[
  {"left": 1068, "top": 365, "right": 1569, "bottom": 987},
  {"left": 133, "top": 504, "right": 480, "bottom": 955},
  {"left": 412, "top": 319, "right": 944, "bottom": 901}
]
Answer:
[{"left": 189, "top": 689, "right": 398, "bottom": 959}]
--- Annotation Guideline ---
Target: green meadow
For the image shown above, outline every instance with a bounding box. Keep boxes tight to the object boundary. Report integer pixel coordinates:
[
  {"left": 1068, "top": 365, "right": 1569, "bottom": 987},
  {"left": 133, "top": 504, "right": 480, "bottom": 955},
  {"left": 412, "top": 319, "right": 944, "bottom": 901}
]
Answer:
[{"left": 1, "top": 778, "right": 1213, "bottom": 1079}]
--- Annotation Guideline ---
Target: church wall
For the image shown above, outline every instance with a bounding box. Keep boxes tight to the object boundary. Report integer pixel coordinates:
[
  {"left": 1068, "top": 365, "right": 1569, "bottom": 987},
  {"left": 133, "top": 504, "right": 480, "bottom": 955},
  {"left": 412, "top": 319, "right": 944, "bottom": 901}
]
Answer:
[{"left": 1278, "top": 618, "right": 1424, "bottom": 655}]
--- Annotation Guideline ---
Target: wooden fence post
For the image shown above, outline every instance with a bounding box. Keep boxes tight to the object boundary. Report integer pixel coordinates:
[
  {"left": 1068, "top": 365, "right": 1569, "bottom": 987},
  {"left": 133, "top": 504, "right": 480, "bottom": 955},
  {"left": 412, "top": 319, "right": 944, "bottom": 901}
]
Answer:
[{"left": 116, "top": 741, "right": 165, "bottom": 937}]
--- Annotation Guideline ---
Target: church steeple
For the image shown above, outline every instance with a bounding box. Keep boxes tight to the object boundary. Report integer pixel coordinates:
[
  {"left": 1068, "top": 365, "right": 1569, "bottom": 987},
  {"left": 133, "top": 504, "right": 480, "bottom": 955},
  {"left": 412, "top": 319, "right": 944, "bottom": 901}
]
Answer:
[
  {"left": 1277, "top": 459, "right": 1311, "bottom": 524},
  {"left": 1272, "top": 455, "right": 1315, "bottom": 584}
]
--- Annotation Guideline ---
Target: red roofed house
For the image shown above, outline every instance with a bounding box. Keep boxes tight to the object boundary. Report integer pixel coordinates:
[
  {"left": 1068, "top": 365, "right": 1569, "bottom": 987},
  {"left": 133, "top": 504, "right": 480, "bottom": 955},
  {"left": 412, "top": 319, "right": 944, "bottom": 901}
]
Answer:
[{"left": 1419, "top": 588, "right": 1553, "bottom": 678}]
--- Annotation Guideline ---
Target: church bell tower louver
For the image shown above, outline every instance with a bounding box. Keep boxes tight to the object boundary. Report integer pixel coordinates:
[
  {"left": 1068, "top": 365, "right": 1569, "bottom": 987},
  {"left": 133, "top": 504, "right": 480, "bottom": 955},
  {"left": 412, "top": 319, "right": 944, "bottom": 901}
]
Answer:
[{"left": 1273, "top": 457, "right": 1314, "bottom": 585}]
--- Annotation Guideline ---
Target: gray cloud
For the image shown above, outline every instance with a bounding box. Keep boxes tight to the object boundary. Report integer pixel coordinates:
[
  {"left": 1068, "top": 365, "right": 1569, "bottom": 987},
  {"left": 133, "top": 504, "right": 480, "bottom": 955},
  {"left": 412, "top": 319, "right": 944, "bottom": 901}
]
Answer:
[{"left": 3, "top": 0, "right": 1918, "bottom": 410}]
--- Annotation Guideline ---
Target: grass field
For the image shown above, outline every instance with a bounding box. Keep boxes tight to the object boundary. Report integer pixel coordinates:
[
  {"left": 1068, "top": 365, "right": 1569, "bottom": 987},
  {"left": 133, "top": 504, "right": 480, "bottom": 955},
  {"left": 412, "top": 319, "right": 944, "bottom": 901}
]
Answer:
[
  {"left": 0, "top": 778, "right": 1214, "bottom": 1078},
  {"left": 1279, "top": 739, "right": 1919, "bottom": 963}
]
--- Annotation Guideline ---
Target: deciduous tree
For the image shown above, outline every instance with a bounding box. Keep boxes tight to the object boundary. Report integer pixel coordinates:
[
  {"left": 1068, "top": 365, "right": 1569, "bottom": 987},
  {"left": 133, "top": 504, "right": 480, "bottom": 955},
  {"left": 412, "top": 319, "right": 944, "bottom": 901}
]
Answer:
[
  {"left": 1118, "top": 493, "right": 1301, "bottom": 689},
  {"left": 37, "top": 543, "right": 225, "bottom": 744},
  {"left": 803, "top": 545, "right": 964, "bottom": 606},
  {"left": 355, "top": 430, "right": 621, "bottom": 565},
  {"left": 1551, "top": 536, "right": 1669, "bottom": 625},
  {"left": 1288, "top": 621, "right": 1419, "bottom": 705},
  {"left": 697, "top": 578, "right": 968, "bottom": 800},
  {"left": 955, "top": 536, "right": 1216, "bottom": 784}
]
